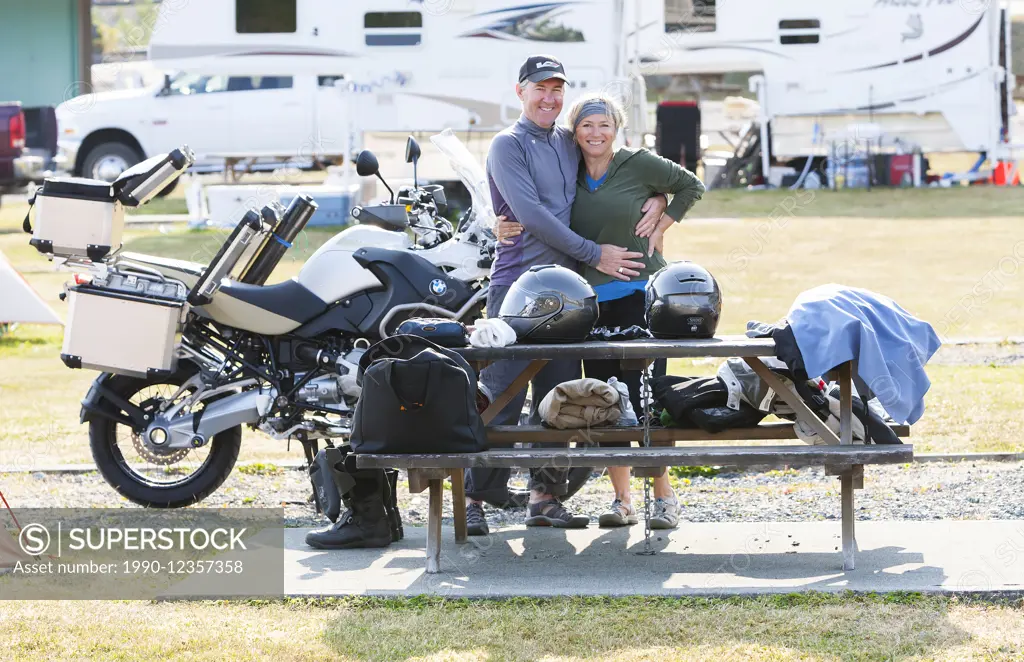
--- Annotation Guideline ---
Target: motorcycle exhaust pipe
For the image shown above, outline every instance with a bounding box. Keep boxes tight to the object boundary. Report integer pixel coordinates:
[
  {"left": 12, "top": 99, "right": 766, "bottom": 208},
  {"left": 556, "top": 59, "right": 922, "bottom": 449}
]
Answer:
[
  {"left": 237, "top": 203, "right": 284, "bottom": 283},
  {"left": 239, "top": 194, "right": 319, "bottom": 286},
  {"left": 150, "top": 390, "right": 273, "bottom": 450}
]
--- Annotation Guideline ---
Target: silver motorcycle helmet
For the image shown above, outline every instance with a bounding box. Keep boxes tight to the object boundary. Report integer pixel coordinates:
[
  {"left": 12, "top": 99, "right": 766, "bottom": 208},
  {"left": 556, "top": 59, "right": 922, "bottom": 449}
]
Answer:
[
  {"left": 498, "top": 265, "right": 599, "bottom": 343},
  {"left": 645, "top": 261, "right": 722, "bottom": 339}
]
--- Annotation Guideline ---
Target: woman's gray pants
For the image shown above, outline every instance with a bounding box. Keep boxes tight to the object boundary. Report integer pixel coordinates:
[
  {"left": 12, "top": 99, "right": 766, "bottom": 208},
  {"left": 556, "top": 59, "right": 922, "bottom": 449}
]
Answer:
[{"left": 463, "top": 284, "right": 581, "bottom": 503}]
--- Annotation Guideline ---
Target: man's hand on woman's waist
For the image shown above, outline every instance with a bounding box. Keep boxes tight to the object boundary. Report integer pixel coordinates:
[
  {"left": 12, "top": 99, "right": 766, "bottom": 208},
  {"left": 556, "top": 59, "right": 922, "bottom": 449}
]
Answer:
[{"left": 495, "top": 216, "right": 644, "bottom": 281}]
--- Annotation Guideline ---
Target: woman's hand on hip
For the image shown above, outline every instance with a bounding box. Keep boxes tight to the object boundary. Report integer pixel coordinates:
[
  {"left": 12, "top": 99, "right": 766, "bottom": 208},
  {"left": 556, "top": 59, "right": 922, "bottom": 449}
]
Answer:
[
  {"left": 494, "top": 216, "right": 523, "bottom": 246},
  {"left": 647, "top": 214, "right": 675, "bottom": 257},
  {"left": 635, "top": 194, "right": 668, "bottom": 238}
]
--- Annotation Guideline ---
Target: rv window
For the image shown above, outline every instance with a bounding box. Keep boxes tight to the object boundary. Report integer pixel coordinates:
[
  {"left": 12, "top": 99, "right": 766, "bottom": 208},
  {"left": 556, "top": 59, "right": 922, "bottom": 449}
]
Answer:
[
  {"left": 781, "top": 34, "right": 819, "bottom": 45},
  {"left": 236, "top": 0, "right": 297, "bottom": 34},
  {"left": 365, "top": 12, "right": 423, "bottom": 29},
  {"left": 665, "top": 0, "right": 716, "bottom": 34},
  {"left": 779, "top": 20, "right": 820, "bottom": 30},
  {"left": 364, "top": 12, "right": 423, "bottom": 46}
]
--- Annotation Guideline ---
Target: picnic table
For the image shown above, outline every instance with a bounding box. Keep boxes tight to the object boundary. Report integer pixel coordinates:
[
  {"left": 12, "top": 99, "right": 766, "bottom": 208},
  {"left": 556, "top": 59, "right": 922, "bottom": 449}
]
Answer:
[{"left": 356, "top": 337, "right": 912, "bottom": 573}]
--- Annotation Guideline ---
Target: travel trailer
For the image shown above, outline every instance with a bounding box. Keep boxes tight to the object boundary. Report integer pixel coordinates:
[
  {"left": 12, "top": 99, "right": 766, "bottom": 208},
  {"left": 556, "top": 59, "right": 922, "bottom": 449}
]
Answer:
[{"left": 644, "top": 0, "right": 1015, "bottom": 172}]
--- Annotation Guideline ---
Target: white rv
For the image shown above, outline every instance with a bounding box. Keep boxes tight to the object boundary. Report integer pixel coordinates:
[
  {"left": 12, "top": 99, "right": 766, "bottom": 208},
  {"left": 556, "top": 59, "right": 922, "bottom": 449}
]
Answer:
[
  {"left": 56, "top": 1, "right": 647, "bottom": 182},
  {"left": 641, "top": 0, "right": 1014, "bottom": 165}
]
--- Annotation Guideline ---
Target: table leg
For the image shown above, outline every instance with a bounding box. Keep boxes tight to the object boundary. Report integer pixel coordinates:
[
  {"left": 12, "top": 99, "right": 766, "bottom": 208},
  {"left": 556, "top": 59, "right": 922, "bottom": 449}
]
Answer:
[
  {"left": 426, "top": 478, "right": 443, "bottom": 574},
  {"left": 479, "top": 359, "right": 549, "bottom": 426},
  {"left": 450, "top": 469, "right": 467, "bottom": 543},
  {"left": 841, "top": 473, "right": 856, "bottom": 570},
  {"left": 839, "top": 362, "right": 853, "bottom": 446},
  {"left": 838, "top": 361, "right": 856, "bottom": 569},
  {"left": 742, "top": 357, "right": 841, "bottom": 445}
]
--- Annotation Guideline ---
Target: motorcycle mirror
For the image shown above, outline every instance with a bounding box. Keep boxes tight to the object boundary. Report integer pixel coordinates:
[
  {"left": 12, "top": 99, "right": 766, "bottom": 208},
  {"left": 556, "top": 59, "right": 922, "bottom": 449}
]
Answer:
[
  {"left": 405, "top": 136, "right": 421, "bottom": 189},
  {"left": 355, "top": 150, "right": 380, "bottom": 177},
  {"left": 404, "top": 137, "right": 421, "bottom": 164}
]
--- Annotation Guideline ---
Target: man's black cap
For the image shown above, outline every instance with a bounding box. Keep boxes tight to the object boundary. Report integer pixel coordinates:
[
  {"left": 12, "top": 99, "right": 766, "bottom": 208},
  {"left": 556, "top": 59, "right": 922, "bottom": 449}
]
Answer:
[{"left": 518, "top": 55, "right": 569, "bottom": 85}]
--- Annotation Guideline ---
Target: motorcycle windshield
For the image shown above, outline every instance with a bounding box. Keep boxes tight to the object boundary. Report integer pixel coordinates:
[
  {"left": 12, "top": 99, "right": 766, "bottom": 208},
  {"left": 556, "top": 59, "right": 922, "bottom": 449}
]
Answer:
[{"left": 429, "top": 129, "right": 496, "bottom": 235}]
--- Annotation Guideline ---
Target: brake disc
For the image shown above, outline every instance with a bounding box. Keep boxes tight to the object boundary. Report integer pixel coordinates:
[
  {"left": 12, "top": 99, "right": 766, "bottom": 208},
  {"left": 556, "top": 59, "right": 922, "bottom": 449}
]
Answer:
[{"left": 131, "top": 430, "right": 190, "bottom": 466}]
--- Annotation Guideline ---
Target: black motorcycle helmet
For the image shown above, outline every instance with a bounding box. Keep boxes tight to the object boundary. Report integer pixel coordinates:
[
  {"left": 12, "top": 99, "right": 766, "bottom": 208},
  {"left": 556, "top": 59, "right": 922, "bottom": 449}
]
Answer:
[
  {"left": 645, "top": 261, "right": 722, "bottom": 339},
  {"left": 498, "top": 265, "right": 599, "bottom": 343}
]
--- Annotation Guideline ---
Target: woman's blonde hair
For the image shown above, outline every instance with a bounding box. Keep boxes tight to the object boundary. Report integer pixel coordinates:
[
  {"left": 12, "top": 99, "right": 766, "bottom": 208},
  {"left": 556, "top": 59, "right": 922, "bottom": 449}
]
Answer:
[{"left": 565, "top": 92, "right": 627, "bottom": 138}]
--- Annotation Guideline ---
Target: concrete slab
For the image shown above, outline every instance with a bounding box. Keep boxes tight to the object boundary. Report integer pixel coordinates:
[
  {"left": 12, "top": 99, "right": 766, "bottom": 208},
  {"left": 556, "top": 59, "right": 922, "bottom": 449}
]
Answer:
[{"left": 284, "top": 520, "right": 1024, "bottom": 597}]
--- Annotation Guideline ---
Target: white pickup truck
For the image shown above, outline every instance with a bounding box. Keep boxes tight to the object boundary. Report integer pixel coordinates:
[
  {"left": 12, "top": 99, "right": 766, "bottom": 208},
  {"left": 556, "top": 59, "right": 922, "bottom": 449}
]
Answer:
[{"left": 55, "top": 71, "right": 352, "bottom": 188}]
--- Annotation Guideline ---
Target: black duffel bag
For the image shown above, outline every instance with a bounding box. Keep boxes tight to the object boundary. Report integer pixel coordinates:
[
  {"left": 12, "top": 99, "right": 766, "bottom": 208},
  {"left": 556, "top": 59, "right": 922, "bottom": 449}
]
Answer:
[{"left": 350, "top": 335, "right": 486, "bottom": 454}]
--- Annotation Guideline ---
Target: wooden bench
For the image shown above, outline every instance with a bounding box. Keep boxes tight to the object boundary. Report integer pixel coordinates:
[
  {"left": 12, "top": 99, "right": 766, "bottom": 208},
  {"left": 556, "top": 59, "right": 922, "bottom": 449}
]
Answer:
[{"left": 354, "top": 337, "right": 914, "bottom": 574}]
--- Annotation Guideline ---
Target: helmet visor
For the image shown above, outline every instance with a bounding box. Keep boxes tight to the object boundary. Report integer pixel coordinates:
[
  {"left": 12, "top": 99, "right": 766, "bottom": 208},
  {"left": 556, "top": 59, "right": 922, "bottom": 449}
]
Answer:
[
  {"left": 662, "top": 292, "right": 720, "bottom": 314},
  {"left": 499, "top": 286, "right": 564, "bottom": 319}
]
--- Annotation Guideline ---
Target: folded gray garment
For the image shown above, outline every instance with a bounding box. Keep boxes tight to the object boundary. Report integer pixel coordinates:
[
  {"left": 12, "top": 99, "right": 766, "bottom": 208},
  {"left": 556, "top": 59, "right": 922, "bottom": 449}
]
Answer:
[{"left": 539, "top": 377, "right": 622, "bottom": 429}]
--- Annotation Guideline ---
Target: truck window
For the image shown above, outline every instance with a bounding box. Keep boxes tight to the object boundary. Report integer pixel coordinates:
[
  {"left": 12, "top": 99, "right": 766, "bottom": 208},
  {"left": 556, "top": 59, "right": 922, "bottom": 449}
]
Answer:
[
  {"left": 166, "top": 73, "right": 229, "bottom": 96},
  {"left": 236, "top": 0, "right": 296, "bottom": 34},
  {"left": 318, "top": 75, "right": 346, "bottom": 88},
  {"left": 364, "top": 11, "right": 423, "bottom": 46}
]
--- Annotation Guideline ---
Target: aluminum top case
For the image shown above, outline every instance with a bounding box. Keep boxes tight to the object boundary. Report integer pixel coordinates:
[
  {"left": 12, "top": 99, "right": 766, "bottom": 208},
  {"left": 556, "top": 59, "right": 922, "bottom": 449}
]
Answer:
[{"left": 24, "top": 146, "right": 194, "bottom": 261}]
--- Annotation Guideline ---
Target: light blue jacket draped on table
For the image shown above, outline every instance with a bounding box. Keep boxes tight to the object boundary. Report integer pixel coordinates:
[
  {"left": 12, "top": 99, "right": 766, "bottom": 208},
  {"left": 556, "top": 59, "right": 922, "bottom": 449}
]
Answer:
[{"left": 788, "top": 284, "right": 941, "bottom": 425}]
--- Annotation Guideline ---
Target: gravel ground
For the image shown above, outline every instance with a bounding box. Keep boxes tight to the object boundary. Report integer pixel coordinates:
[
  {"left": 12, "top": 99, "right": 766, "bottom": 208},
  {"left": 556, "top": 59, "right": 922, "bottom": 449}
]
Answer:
[{"left": 2, "top": 460, "right": 1022, "bottom": 530}]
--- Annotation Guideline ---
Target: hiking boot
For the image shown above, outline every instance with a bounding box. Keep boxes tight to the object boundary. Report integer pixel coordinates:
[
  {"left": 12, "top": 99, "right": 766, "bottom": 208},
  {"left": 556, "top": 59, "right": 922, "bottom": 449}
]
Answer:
[
  {"left": 525, "top": 499, "right": 589, "bottom": 529},
  {"left": 649, "top": 497, "right": 681, "bottom": 530},
  {"left": 305, "top": 470, "right": 392, "bottom": 550},
  {"left": 466, "top": 502, "right": 489, "bottom": 536},
  {"left": 598, "top": 499, "right": 638, "bottom": 528}
]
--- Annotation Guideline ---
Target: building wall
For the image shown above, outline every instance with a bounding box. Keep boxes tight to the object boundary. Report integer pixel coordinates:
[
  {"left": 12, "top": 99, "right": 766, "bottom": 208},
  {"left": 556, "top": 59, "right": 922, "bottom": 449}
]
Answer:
[{"left": 0, "top": 0, "right": 85, "bottom": 108}]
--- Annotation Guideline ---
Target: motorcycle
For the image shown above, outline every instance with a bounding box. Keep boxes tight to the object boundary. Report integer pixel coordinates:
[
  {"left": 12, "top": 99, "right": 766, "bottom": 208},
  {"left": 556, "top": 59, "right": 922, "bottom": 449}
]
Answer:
[
  {"left": 30, "top": 130, "right": 592, "bottom": 509},
  {"left": 25, "top": 131, "right": 496, "bottom": 508}
]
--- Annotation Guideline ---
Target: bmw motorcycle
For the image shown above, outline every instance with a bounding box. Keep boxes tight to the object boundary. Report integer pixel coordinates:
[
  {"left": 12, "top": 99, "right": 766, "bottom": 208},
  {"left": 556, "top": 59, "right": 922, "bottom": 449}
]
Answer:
[{"left": 40, "top": 131, "right": 497, "bottom": 508}]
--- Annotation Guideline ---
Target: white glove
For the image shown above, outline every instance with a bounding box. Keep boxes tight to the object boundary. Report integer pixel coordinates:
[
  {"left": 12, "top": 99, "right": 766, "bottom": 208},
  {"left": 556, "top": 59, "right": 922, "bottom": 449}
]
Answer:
[{"left": 469, "top": 318, "right": 517, "bottom": 348}]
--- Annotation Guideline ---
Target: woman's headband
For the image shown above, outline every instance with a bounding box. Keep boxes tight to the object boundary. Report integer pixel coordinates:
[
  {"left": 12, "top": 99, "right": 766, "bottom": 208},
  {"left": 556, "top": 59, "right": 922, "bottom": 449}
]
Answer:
[{"left": 573, "top": 100, "right": 614, "bottom": 132}]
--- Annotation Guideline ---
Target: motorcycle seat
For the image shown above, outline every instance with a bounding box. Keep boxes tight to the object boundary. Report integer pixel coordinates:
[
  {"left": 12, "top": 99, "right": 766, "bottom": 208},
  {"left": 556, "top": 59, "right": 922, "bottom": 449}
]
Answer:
[{"left": 217, "top": 278, "right": 329, "bottom": 324}]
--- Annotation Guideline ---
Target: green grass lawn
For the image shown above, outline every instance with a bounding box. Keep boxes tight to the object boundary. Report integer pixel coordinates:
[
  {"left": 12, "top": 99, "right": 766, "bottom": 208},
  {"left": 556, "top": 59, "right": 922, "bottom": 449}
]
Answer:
[{"left": 2, "top": 594, "right": 1023, "bottom": 661}]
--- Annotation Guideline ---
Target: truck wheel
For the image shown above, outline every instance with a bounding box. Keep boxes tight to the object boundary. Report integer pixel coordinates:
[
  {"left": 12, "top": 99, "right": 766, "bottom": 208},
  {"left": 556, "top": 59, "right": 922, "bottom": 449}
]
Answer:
[{"left": 81, "top": 142, "right": 142, "bottom": 182}]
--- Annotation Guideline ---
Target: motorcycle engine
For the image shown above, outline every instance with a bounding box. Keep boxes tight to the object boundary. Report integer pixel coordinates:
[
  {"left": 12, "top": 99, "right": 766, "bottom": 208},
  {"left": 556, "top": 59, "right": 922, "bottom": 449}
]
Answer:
[{"left": 294, "top": 348, "right": 365, "bottom": 408}]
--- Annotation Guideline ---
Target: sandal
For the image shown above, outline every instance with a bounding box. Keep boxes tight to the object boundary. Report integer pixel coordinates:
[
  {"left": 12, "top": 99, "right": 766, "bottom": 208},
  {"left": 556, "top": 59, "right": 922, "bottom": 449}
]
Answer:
[
  {"left": 525, "top": 499, "right": 589, "bottom": 529},
  {"left": 598, "top": 499, "right": 638, "bottom": 528}
]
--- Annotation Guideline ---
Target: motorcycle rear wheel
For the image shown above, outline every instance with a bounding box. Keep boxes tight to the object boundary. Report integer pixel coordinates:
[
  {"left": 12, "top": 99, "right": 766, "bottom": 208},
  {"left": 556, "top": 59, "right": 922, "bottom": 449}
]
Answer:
[{"left": 89, "top": 372, "right": 242, "bottom": 508}]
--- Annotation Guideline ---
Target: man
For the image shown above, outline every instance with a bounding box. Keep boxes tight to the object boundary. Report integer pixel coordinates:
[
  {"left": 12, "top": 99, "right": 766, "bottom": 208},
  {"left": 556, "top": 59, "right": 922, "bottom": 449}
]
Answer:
[{"left": 464, "top": 55, "right": 666, "bottom": 535}]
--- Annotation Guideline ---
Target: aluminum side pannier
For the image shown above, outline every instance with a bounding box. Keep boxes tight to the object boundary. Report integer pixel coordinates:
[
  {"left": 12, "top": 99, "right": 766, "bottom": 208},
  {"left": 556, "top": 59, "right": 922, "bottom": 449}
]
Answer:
[{"left": 61, "top": 274, "right": 187, "bottom": 378}]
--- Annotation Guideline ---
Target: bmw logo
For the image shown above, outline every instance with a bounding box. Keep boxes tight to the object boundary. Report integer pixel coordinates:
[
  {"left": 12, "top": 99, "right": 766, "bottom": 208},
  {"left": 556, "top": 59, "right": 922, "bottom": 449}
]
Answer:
[{"left": 429, "top": 279, "right": 448, "bottom": 296}]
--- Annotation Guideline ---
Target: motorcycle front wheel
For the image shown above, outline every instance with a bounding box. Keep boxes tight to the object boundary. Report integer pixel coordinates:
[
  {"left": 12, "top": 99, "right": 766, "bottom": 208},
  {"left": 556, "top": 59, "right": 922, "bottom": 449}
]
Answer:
[{"left": 89, "top": 372, "right": 242, "bottom": 508}]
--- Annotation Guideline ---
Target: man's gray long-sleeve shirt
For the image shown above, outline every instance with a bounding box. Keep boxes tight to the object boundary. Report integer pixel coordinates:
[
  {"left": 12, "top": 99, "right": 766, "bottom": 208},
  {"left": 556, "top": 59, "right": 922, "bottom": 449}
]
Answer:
[{"left": 488, "top": 115, "right": 602, "bottom": 286}]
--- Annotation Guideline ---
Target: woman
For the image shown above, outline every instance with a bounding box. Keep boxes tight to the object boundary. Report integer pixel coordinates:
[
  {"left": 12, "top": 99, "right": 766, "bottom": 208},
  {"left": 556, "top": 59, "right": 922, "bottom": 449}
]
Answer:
[{"left": 496, "top": 92, "right": 706, "bottom": 529}]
